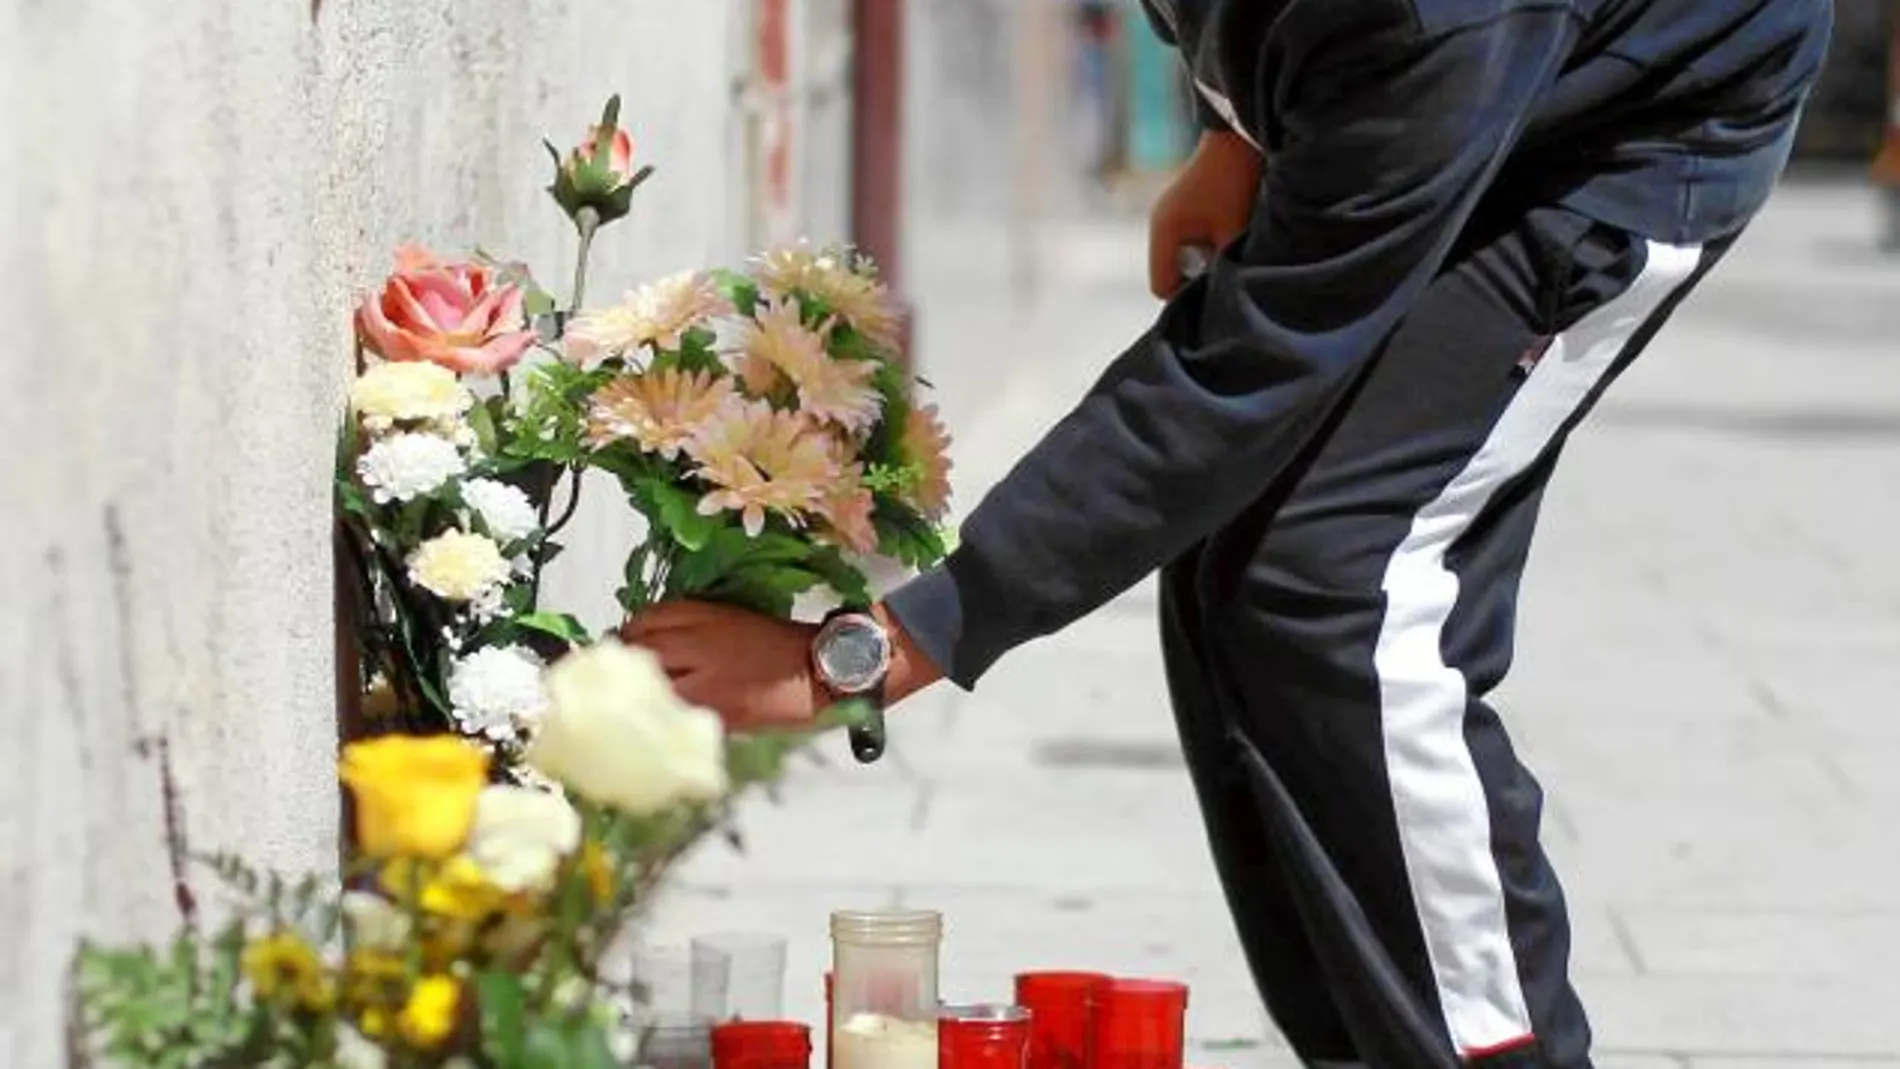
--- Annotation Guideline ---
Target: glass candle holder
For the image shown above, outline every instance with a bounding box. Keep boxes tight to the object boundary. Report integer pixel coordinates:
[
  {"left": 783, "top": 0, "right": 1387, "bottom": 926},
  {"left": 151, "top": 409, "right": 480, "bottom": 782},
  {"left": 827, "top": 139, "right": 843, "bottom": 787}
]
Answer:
[
  {"left": 829, "top": 910, "right": 942, "bottom": 1069},
  {"left": 1089, "top": 980, "right": 1187, "bottom": 1069},
  {"left": 939, "top": 1004, "right": 1032, "bottom": 1069},
  {"left": 1015, "top": 972, "right": 1111, "bottom": 1069},
  {"left": 692, "top": 932, "right": 789, "bottom": 1022},
  {"left": 643, "top": 1016, "right": 715, "bottom": 1069},
  {"left": 711, "top": 1021, "right": 813, "bottom": 1069}
]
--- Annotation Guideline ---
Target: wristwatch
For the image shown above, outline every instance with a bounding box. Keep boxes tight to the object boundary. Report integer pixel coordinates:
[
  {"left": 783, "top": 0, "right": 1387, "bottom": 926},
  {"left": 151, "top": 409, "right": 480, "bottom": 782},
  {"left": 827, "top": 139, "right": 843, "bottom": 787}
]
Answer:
[{"left": 811, "top": 608, "right": 892, "bottom": 763}]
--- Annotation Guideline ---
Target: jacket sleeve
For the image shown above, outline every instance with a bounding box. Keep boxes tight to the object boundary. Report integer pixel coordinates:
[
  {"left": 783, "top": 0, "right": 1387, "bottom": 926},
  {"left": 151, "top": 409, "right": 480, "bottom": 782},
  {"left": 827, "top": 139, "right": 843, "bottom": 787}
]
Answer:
[
  {"left": 1134, "top": 0, "right": 1233, "bottom": 133},
  {"left": 886, "top": 3, "right": 1575, "bottom": 689}
]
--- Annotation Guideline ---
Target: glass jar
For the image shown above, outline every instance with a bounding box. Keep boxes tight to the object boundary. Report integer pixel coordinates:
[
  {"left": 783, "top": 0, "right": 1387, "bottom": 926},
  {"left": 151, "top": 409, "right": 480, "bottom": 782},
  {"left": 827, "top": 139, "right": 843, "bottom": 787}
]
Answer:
[
  {"left": 828, "top": 910, "right": 942, "bottom": 1069},
  {"left": 711, "top": 1021, "right": 812, "bottom": 1069},
  {"left": 939, "top": 1004, "right": 1032, "bottom": 1069},
  {"left": 1014, "top": 972, "right": 1110, "bottom": 1069},
  {"left": 692, "top": 932, "right": 789, "bottom": 1022},
  {"left": 1089, "top": 980, "right": 1187, "bottom": 1069}
]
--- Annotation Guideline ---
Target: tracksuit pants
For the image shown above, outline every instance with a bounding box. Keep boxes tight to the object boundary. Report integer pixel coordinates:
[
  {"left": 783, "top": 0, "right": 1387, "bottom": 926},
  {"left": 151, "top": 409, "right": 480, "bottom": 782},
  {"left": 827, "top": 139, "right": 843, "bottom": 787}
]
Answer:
[{"left": 1159, "top": 203, "right": 1735, "bottom": 1069}]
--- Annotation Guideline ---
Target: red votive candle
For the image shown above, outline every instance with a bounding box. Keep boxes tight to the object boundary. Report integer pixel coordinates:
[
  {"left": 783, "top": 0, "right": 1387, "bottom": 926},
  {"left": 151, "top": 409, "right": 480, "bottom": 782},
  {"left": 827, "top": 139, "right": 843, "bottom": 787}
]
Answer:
[
  {"left": 1014, "top": 972, "right": 1110, "bottom": 1069},
  {"left": 712, "top": 1021, "right": 813, "bottom": 1069},
  {"left": 940, "top": 1004, "right": 1032, "bottom": 1069},
  {"left": 1089, "top": 980, "right": 1187, "bottom": 1069}
]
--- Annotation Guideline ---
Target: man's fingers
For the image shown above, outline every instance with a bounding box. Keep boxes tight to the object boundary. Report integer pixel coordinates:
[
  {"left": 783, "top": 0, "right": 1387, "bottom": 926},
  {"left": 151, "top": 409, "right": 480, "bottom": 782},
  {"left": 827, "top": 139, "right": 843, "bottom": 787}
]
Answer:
[
  {"left": 1148, "top": 226, "right": 1184, "bottom": 300},
  {"left": 622, "top": 599, "right": 720, "bottom": 639}
]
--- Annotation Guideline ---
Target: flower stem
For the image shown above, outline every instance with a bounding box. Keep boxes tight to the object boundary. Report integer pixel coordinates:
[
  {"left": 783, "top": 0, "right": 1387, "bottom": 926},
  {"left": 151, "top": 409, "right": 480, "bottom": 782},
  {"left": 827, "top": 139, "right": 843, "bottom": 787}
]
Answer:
[{"left": 569, "top": 207, "right": 602, "bottom": 313}]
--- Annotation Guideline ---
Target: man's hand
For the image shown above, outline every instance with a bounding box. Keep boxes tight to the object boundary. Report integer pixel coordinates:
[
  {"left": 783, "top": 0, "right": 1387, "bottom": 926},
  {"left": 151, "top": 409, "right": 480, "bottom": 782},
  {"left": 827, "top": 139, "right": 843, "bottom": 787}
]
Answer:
[
  {"left": 620, "top": 600, "right": 945, "bottom": 734},
  {"left": 621, "top": 601, "right": 825, "bottom": 733},
  {"left": 1147, "top": 130, "right": 1264, "bottom": 299}
]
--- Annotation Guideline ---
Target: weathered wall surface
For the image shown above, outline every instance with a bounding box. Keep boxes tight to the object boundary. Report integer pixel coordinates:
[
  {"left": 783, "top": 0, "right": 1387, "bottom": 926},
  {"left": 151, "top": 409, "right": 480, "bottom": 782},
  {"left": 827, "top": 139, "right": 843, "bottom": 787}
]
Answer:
[{"left": 0, "top": 1, "right": 762, "bottom": 1064}]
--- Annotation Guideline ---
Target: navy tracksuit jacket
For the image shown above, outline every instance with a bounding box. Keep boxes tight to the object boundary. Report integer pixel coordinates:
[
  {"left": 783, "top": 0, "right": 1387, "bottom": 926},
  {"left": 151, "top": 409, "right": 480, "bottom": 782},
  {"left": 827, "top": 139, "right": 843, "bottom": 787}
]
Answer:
[{"left": 885, "top": 2, "right": 1833, "bottom": 1066}]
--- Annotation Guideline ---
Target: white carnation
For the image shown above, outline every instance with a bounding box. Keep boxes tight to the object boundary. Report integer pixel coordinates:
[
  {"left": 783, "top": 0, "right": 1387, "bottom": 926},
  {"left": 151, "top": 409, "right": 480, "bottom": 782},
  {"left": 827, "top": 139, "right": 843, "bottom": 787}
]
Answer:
[
  {"left": 461, "top": 478, "right": 540, "bottom": 545},
  {"left": 448, "top": 644, "right": 548, "bottom": 740},
  {"left": 357, "top": 433, "right": 466, "bottom": 504}
]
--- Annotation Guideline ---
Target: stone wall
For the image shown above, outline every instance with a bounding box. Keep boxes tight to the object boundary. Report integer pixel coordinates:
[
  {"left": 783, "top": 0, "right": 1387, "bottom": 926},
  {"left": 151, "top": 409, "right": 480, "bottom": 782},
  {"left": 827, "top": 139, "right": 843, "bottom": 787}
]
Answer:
[{"left": 0, "top": 1, "right": 768, "bottom": 1063}]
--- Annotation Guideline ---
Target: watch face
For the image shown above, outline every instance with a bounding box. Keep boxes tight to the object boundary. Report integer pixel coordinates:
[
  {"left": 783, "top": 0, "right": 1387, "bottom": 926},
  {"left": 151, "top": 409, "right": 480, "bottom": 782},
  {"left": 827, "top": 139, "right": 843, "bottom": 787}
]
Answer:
[{"left": 816, "top": 617, "right": 889, "bottom": 694}]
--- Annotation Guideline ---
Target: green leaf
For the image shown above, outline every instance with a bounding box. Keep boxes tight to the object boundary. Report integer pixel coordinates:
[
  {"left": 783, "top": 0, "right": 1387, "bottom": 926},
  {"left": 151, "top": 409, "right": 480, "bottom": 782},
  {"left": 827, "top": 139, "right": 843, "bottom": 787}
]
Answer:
[
  {"left": 470, "top": 396, "right": 501, "bottom": 456},
  {"left": 639, "top": 480, "right": 723, "bottom": 552},
  {"left": 511, "top": 612, "right": 592, "bottom": 647},
  {"left": 706, "top": 563, "right": 822, "bottom": 617},
  {"left": 873, "top": 499, "right": 948, "bottom": 569},
  {"left": 478, "top": 971, "right": 530, "bottom": 1067},
  {"left": 806, "top": 545, "right": 873, "bottom": 607},
  {"left": 667, "top": 527, "right": 808, "bottom": 595}
]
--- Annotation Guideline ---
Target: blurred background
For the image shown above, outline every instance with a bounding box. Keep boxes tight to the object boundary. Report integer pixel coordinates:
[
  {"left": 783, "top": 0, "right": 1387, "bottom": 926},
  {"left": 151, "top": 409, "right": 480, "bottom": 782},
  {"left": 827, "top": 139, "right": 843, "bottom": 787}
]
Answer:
[{"left": 5, "top": 1, "right": 1900, "bottom": 1067}]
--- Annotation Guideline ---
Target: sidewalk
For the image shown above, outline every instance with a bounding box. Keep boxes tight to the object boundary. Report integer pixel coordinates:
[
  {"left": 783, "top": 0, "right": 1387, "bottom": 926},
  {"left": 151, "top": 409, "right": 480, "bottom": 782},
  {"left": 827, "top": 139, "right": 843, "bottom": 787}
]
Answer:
[{"left": 640, "top": 179, "right": 1900, "bottom": 1069}]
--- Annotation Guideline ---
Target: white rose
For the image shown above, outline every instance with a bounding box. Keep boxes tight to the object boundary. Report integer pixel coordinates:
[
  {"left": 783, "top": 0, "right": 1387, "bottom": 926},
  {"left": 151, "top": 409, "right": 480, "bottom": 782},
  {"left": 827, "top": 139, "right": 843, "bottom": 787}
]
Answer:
[
  {"left": 465, "top": 784, "right": 582, "bottom": 893},
  {"left": 448, "top": 645, "right": 548, "bottom": 741},
  {"left": 524, "top": 640, "right": 729, "bottom": 815},
  {"left": 339, "top": 891, "right": 410, "bottom": 951},
  {"left": 461, "top": 478, "right": 540, "bottom": 545},
  {"left": 356, "top": 432, "right": 466, "bottom": 504}
]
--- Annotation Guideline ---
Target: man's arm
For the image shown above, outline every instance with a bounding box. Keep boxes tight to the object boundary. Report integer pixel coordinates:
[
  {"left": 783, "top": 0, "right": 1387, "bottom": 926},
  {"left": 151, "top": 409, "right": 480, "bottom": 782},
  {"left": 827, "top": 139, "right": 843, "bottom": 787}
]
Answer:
[{"left": 885, "top": 3, "right": 1576, "bottom": 690}]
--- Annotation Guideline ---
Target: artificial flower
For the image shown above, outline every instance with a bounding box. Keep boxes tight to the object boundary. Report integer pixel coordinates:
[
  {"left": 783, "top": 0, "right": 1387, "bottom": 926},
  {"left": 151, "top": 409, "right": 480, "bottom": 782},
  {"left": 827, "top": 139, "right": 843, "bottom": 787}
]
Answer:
[
  {"left": 752, "top": 243, "right": 903, "bottom": 354},
  {"left": 407, "top": 531, "right": 511, "bottom": 603},
  {"left": 524, "top": 640, "right": 728, "bottom": 815},
  {"left": 447, "top": 644, "right": 548, "bottom": 741},
  {"left": 736, "top": 297, "right": 883, "bottom": 433},
  {"left": 357, "top": 245, "right": 536, "bottom": 376},
  {"left": 459, "top": 478, "right": 540, "bottom": 545},
  {"left": 339, "top": 891, "right": 411, "bottom": 951},
  {"left": 349, "top": 361, "right": 474, "bottom": 434},
  {"left": 398, "top": 974, "right": 463, "bottom": 1049},
  {"left": 355, "top": 432, "right": 466, "bottom": 505},
  {"left": 585, "top": 367, "right": 736, "bottom": 459},
  {"left": 241, "top": 931, "right": 333, "bottom": 1012},
  {"left": 549, "top": 96, "right": 646, "bottom": 227},
  {"left": 338, "top": 735, "right": 488, "bottom": 860},
  {"left": 898, "top": 403, "right": 954, "bottom": 521},
  {"left": 816, "top": 455, "right": 880, "bottom": 556},
  {"left": 565, "top": 270, "right": 733, "bottom": 365},
  {"left": 341, "top": 948, "right": 406, "bottom": 1012},
  {"left": 465, "top": 785, "right": 582, "bottom": 893},
  {"left": 685, "top": 400, "right": 839, "bottom": 536}
]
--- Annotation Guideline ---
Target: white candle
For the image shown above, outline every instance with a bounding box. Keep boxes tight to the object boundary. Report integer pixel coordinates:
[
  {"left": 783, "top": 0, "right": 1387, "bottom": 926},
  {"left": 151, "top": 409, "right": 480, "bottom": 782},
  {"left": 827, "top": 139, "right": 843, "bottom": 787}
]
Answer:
[{"left": 835, "top": 1013, "right": 938, "bottom": 1069}]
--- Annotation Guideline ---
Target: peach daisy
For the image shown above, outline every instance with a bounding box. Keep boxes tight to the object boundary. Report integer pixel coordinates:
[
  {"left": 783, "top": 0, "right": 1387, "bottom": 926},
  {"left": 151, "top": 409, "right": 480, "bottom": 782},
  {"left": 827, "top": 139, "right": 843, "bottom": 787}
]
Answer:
[
  {"left": 586, "top": 369, "right": 736, "bottom": 460},
  {"left": 565, "top": 270, "right": 732, "bottom": 365},
  {"left": 898, "top": 403, "right": 954, "bottom": 521},
  {"left": 814, "top": 440, "right": 881, "bottom": 555},
  {"left": 737, "top": 297, "right": 884, "bottom": 434},
  {"left": 685, "top": 400, "right": 840, "bottom": 536},
  {"left": 752, "top": 244, "right": 904, "bottom": 355}
]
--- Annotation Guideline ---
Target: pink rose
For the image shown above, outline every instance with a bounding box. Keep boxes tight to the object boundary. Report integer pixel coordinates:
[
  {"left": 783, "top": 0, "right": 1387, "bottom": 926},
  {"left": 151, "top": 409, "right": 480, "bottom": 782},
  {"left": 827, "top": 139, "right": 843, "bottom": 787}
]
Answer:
[
  {"left": 356, "top": 245, "right": 536, "bottom": 377},
  {"left": 545, "top": 96, "right": 652, "bottom": 229},
  {"left": 572, "top": 124, "right": 635, "bottom": 186}
]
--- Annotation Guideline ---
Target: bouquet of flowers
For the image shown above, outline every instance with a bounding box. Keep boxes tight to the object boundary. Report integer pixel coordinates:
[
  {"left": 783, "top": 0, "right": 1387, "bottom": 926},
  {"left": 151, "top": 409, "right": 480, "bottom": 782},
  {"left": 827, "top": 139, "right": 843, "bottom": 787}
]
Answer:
[
  {"left": 75, "top": 643, "right": 736, "bottom": 1069},
  {"left": 333, "top": 95, "right": 952, "bottom": 783}
]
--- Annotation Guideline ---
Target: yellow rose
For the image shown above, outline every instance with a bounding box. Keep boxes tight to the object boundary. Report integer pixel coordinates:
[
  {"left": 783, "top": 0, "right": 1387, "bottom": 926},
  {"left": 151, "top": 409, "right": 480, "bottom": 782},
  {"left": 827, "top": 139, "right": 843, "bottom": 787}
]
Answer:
[
  {"left": 241, "top": 931, "right": 334, "bottom": 1012},
  {"left": 399, "top": 975, "right": 463, "bottom": 1049},
  {"left": 523, "top": 640, "right": 729, "bottom": 815},
  {"left": 407, "top": 531, "right": 511, "bottom": 603},
  {"left": 339, "top": 735, "right": 488, "bottom": 859},
  {"left": 349, "top": 361, "right": 474, "bottom": 432}
]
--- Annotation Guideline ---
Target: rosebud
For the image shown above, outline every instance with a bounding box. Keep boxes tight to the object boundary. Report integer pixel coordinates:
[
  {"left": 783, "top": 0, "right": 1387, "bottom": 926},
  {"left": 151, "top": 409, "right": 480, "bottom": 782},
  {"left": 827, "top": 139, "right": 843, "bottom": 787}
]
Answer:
[{"left": 545, "top": 94, "right": 653, "bottom": 231}]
